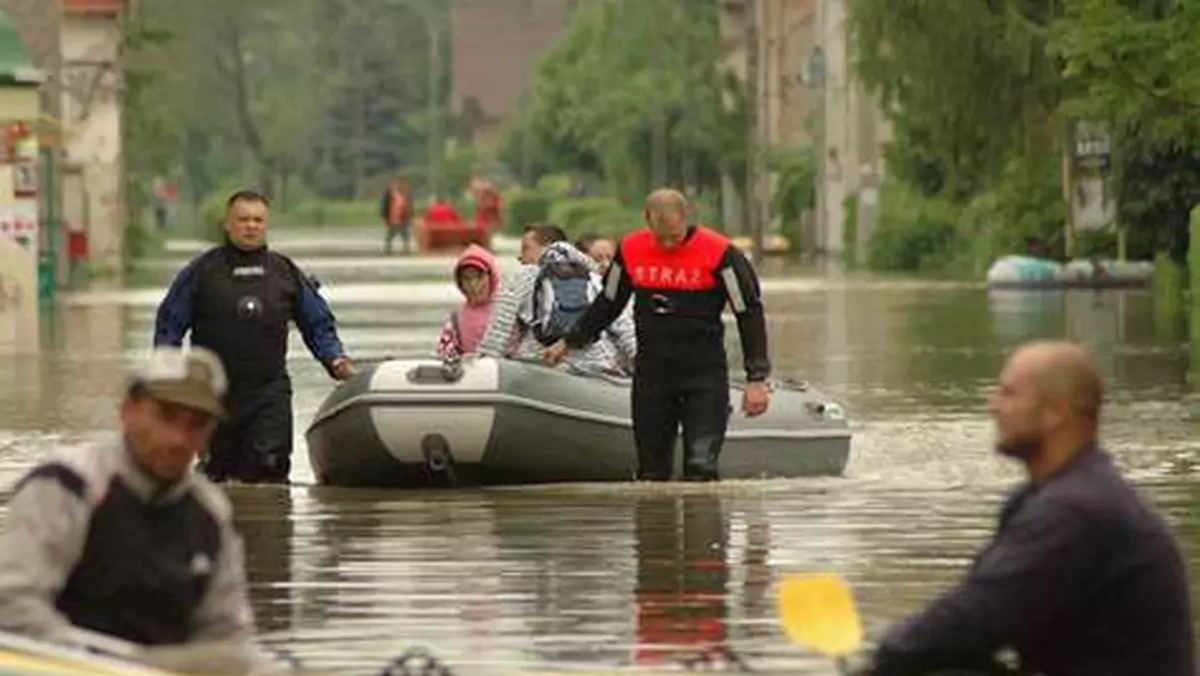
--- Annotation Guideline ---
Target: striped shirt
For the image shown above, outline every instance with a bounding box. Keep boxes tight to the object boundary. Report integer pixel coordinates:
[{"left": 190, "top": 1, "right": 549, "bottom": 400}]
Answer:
[{"left": 478, "top": 263, "right": 637, "bottom": 375}]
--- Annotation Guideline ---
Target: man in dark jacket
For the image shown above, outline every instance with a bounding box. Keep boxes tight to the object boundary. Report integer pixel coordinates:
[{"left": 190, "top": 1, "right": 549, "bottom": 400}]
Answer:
[
  {"left": 0, "top": 347, "right": 269, "bottom": 667},
  {"left": 380, "top": 178, "right": 414, "bottom": 255},
  {"left": 857, "top": 340, "right": 1194, "bottom": 676},
  {"left": 542, "top": 188, "right": 771, "bottom": 481},
  {"left": 154, "top": 189, "right": 356, "bottom": 484}
]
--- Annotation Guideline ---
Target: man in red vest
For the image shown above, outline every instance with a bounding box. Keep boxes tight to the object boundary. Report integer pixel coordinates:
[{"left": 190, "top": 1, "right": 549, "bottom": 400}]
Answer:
[{"left": 543, "top": 188, "right": 771, "bottom": 481}]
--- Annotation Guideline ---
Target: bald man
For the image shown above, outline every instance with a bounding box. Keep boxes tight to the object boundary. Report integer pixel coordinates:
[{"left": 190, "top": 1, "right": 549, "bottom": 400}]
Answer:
[
  {"left": 543, "top": 188, "right": 771, "bottom": 481},
  {"left": 858, "top": 341, "right": 1194, "bottom": 676}
]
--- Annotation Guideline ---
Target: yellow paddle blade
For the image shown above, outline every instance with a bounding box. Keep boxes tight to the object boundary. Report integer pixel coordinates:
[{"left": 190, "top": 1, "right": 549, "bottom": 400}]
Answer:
[{"left": 776, "top": 572, "right": 864, "bottom": 657}]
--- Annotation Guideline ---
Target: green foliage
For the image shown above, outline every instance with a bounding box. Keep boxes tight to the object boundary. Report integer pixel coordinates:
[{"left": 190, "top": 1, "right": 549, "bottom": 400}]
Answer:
[
  {"left": 848, "top": 0, "right": 1200, "bottom": 274},
  {"left": 535, "top": 173, "right": 573, "bottom": 196},
  {"left": 868, "top": 179, "right": 963, "bottom": 273},
  {"left": 766, "top": 148, "right": 815, "bottom": 255},
  {"left": 512, "top": 0, "right": 741, "bottom": 199},
  {"left": 1052, "top": 0, "right": 1200, "bottom": 143},
  {"left": 849, "top": 0, "right": 1062, "bottom": 201},
  {"left": 842, "top": 194, "right": 859, "bottom": 266},
  {"left": 124, "top": 0, "right": 452, "bottom": 216},
  {"left": 547, "top": 197, "right": 633, "bottom": 235},
  {"left": 199, "top": 191, "right": 232, "bottom": 243},
  {"left": 957, "top": 155, "right": 1068, "bottom": 266},
  {"left": 504, "top": 192, "right": 553, "bottom": 234},
  {"left": 870, "top": 154, "right": 1068, "bottom": 275},
  {"left": 281, "top": 200, "right": 381, "bottom": 228}
]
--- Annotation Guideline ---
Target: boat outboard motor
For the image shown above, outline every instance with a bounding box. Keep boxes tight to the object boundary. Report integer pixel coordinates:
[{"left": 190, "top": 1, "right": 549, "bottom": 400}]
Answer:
[{"left": 420, "top": 433, "right": 457, "bottom": 485}]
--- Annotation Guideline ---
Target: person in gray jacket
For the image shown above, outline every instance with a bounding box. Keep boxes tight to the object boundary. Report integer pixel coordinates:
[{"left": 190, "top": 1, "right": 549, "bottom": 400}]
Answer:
[{"left": 0, "top": 346, "right": 263, "bottom": 659}]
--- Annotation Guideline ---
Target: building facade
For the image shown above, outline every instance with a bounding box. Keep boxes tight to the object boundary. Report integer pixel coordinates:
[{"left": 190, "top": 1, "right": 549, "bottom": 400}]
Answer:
[
  {"left": 718, "top": 0, "right": 890, "bottom": 259},
  {"left": 449, "top": 0, "right": 585, "bottom": 152},
  {"left": 59, "top": 0, "right": 126, "bottom": 272}
]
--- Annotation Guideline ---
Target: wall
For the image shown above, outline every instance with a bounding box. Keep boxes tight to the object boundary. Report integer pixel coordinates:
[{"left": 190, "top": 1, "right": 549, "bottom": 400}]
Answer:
[
  {"left": 716, "top": 0, "right": 817, "bottom": 238},
  {"left": 717, "top": 0, "right": 891, "bottom": 257},
  {"left": 813, "top": 0, "right": 889, "bottom": 257},
  {"left": 0, "top": 0, "right": 60, "bottom": 117},
  {"left": 0, "top": 85, "right": 40, "bottom": 353},
  {"left": 59, "top": 13, "right": 123, "bottom": 268},
  {"left": 449, "top": 0, "right": 582, "bottom": 151}
]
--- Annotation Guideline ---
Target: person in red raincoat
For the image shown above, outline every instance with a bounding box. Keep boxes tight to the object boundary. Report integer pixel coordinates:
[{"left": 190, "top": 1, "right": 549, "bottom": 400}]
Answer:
[{"left": 471, "top": 178, "right": 503, "bottom": 233}]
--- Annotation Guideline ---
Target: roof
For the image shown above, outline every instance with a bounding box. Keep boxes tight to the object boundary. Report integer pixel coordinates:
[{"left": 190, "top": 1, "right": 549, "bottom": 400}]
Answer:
[
  {"left": 61, "top": 0, "right": 126, "bottom": 15},
  {"left": 0, "top": 9, "right": 42, "bottom": 86}
]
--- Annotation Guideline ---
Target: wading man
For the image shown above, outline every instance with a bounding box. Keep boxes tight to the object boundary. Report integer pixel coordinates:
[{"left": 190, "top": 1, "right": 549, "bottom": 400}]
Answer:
[
  {"left": 543, "top": 188, "right": 771, "bottom": 481},
  {"left": 154, "top": 189, "right": 356, "bottom": 484}
]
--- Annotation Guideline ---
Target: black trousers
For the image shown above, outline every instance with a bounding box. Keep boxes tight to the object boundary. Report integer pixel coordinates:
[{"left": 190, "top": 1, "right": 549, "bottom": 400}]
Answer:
[
  {"left": 631, "top": 369, "right": 731, "bottom": 481},
  {"left": 384, "top": 219, "right": 411, "bottom": 254},
  {"left": 199, "top": 380, "right": 293, "bottom": 484}
]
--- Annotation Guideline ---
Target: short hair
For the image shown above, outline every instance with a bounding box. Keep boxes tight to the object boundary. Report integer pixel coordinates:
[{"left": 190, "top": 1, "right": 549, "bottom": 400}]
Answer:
[
  {"left": 538, "top": 224, "right": 568, "bottom": 244},
  {"left": 226, "top": 189, "right": 270, "bottom": 211},
  {"left": 523, "top": 223, "right": 567, "bottom": 245},
  {"left": 575, "top": 232, "right": 601, "bottom": 251},
  {"left": 645, "top": 188, "right": 688, "bottom": 215}
]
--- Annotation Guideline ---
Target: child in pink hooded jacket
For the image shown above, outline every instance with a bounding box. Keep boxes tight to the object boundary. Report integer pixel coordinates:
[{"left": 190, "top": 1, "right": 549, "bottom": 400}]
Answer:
[{"left": 437, "top": 244, "right": 500, "bottom": 360}]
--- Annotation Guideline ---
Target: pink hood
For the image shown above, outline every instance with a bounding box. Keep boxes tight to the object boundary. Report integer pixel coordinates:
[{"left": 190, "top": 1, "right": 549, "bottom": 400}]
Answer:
[{"left": 453, "top": 244, "right": 500, "bottom": 354}]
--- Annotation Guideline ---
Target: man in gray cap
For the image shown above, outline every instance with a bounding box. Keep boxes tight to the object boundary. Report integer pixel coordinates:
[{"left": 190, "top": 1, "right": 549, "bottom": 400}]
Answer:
[{"left": 0, "top": 346, "right": 265, "bottom": 659}]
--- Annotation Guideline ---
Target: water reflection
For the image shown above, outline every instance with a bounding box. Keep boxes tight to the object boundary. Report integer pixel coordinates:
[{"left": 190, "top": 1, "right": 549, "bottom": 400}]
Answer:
[
  {"left": 1, "top": 251, "right": 1199, "bottom": 674},
  {"left": 1191, "top": 302, "right": 1200, "bottom": 392},
  {"left": 228, "top": 486, "right": 295, "bottom": 635},
  {"left": 632, "top": 493, "right": 739, "bottom": 669}
]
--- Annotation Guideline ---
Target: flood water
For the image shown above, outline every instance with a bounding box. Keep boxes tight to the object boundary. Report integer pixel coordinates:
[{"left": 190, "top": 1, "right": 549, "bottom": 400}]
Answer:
[{"left": 1, "top": 228, "right": 1198, "bottom": 675}]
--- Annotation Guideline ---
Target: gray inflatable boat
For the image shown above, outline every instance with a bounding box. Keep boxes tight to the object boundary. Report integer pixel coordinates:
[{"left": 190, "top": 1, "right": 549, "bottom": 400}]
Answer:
[{"left": 305, "top": 356, "right": 852, "bottom": 488}]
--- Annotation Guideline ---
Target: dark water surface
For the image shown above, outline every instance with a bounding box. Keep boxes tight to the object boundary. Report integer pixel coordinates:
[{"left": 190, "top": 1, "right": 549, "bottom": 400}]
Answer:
[{"left": 1, "top": 236, "right": 1196, "bottom": 674}]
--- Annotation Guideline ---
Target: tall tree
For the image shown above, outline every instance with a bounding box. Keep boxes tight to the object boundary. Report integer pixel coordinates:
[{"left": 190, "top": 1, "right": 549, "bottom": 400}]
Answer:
[
  {"left": 848, "top": 0, "right": 1063, "bottom": 201},
  {"left": 515, "top": 0, "right": 738, "bottom": 199},
  {"left": 123, "top": 0, "right": 449, "bottom": 206}
]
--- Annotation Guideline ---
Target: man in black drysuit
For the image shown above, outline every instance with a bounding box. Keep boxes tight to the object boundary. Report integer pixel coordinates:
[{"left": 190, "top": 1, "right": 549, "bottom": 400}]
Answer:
[
  {"left": 154, "top": 189, "right": 357, "bottom": 484},
  {"left": 543, "top": 188, "right": 771, "bottom": 481}
]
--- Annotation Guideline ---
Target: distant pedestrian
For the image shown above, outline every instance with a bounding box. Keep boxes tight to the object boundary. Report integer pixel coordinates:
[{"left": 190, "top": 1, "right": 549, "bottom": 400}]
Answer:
[{"left": 380, "top": 179, "right": 415, "bottom": 255}]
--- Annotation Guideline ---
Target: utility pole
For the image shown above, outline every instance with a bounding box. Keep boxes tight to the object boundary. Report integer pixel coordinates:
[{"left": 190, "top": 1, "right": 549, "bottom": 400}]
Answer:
[{"left": 744, "top": 0, "right": 762, "bottom": 263}]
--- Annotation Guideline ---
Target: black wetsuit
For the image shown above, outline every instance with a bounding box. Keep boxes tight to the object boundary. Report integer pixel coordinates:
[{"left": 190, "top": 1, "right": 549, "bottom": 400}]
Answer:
[
  {"left": 154, "top": 241, "right": 347, "bottom": 484},
  {"left": 565, "top": 225, "right": 770, "bottom": 480}
]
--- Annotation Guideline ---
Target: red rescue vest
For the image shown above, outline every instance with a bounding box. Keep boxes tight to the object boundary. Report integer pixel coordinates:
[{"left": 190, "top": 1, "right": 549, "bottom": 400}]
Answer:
[{"left": 619, "top": 226, "right": 730, "bottom": 292}]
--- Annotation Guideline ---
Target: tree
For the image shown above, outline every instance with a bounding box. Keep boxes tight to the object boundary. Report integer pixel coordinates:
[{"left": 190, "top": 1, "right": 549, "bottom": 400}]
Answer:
[
  {"left": 1052, "top": 0, "right": 1200, "bottom": 260},
  {"left": 1053, "top": 0, "right": 1200, "bottom": 143},
  {"left": 122, "top": 0, "right": 449, "bottom": 207},
  {"left": 848, "top": 0, "right": 1063, "bottom": 201},
  {"left": 846, "top": 0, "right": 1200, "bottom": 268}
]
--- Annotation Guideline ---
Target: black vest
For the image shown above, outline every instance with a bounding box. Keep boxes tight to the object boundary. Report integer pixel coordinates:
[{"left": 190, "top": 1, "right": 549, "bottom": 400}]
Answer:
[
  {"left": 191, "top": 244, "right": 300, "bottom": 393},
  {"left": 48, "top": 472, "right": 222, "bottom": 645}
]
